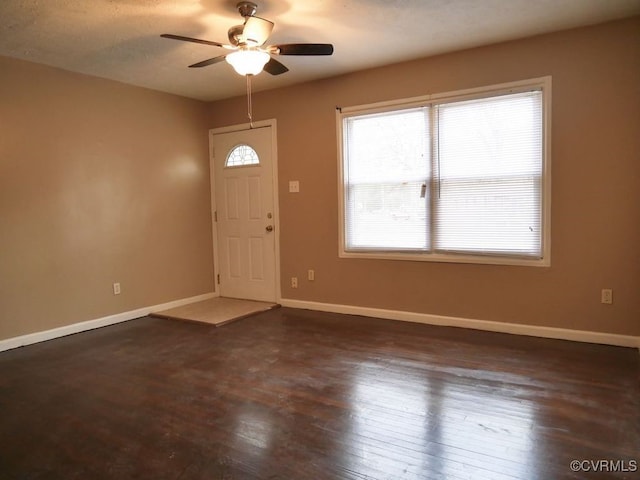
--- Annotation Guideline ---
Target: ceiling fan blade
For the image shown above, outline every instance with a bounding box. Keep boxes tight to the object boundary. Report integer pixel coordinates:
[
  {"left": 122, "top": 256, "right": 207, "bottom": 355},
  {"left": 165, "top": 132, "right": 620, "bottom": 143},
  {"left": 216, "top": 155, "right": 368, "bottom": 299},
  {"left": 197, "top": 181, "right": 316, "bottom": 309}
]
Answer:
[
  {"left": 189, "top": 55, "right": 227, "bottom": 68},
  {"left": 263, "top": 57, "right": 289, "bottom": 75},
  {"left": 275, "top": 43, "right": 334, "bottom": 56},
  {"left": 161, "top": 34, "right": 225, "bottom": 48},
  {"left": 243, "top": 16, "right": 274, "bottom": 46}
]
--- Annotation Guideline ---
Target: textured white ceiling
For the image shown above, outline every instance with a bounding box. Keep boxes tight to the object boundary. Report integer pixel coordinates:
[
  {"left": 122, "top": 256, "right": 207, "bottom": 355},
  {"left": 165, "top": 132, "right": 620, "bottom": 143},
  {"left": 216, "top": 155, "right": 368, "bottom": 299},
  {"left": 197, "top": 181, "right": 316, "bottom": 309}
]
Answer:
[{"left": 1, "top": 0, "right": 639, "bottom": 101}]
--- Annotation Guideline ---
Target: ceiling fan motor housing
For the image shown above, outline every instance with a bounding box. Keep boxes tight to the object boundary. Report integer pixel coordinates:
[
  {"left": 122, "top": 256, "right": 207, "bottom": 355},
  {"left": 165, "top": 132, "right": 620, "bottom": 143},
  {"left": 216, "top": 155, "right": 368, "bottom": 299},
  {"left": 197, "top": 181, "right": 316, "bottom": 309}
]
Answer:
[
  {"left": 229, "top": 2, "right": 260, "bottom": 46},
  {"left": 228, "top": 25, "right": 244, "bottom": 46}
]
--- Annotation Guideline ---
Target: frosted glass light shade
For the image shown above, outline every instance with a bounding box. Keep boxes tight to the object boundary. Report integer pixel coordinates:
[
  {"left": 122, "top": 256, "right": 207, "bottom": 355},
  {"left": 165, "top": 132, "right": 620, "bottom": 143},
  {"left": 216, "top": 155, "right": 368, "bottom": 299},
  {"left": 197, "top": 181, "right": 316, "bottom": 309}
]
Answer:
[{"left": 226, "top": 50, "right": 270, "bottom": 76}]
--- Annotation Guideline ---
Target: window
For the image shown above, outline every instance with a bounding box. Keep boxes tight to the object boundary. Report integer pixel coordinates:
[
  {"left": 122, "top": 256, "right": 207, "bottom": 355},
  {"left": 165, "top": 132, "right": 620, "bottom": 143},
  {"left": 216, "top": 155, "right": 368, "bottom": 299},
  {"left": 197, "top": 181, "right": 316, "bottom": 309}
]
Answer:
[
  {"left": 226, "top": 144, "right": 260, "bottom": 167},
  {"left": 338, "top": 78, "right": 550, "bottom": 266}
]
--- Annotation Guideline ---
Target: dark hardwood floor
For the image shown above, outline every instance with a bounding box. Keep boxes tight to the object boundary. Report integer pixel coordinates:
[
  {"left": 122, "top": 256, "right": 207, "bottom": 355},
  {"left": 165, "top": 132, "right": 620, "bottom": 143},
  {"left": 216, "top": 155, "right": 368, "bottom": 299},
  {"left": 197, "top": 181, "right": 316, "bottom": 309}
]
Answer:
[{"left": 0, "top": 308, "right": 638, "bottom": 479}]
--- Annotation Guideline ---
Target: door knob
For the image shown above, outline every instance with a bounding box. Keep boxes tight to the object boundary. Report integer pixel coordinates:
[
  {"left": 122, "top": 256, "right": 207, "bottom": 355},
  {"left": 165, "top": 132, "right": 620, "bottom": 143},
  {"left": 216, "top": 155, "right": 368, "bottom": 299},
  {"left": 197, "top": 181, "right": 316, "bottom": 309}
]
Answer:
[{"left": 265, "top": 225, "right": 274, "bottom": 232}]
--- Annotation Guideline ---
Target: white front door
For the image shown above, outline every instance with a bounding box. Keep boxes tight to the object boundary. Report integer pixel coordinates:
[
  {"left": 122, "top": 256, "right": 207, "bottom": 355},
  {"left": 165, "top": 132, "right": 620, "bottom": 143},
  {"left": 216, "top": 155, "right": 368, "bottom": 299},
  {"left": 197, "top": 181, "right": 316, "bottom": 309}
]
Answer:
[{"left": 211, "top": 125, "right": 277, "bottom": 302}]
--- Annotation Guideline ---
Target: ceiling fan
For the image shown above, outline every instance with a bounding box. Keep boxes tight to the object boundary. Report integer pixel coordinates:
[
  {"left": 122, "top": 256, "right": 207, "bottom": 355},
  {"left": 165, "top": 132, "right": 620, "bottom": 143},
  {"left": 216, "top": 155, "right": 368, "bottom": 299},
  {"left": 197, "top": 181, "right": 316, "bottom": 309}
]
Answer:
[{"left": 161, "top": 1, "right": 334, "bottom": 76}]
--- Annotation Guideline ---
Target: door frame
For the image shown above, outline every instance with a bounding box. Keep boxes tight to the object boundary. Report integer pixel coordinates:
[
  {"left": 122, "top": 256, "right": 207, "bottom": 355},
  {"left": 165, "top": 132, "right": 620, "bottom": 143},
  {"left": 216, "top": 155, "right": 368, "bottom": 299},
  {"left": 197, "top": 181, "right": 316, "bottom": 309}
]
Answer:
[{"left": 209, "top": 119, "right": 281, "bottom": 302}]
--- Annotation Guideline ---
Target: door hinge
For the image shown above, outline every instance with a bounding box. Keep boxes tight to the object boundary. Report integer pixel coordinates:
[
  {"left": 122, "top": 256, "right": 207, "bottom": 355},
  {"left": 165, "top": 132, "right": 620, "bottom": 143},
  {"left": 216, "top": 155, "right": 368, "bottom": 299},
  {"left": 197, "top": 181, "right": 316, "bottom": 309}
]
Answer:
[
  {"left": 213, "top": 211, "right": 218, "bottom": 222},
  {"left": 217, "top": 274, "right": 220, "bottom": 285}
]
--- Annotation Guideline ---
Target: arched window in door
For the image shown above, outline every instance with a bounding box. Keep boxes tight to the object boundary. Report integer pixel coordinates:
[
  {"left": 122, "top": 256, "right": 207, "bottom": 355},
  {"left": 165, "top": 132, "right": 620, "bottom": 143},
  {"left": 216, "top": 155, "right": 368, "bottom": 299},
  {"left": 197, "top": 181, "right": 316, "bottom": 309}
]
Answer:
[{"left": 226, "top": 144, "right": 260, "bottom": 167}]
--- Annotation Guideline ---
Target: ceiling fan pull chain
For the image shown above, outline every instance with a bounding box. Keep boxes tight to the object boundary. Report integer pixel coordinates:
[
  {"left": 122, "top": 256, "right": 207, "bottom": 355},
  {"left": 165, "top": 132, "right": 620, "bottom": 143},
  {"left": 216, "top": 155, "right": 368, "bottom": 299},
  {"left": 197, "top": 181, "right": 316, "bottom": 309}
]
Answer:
[{"left": 246, "top": 74, "right": 254, "bottom": 129}]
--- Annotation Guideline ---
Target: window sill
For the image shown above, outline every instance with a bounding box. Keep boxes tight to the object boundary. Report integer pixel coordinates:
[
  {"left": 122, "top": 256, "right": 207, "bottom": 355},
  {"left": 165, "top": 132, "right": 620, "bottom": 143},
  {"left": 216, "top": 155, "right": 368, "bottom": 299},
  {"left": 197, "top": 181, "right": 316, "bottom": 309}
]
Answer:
[{"left": 339, "top": 249, "right": 550, "bottom": 267}]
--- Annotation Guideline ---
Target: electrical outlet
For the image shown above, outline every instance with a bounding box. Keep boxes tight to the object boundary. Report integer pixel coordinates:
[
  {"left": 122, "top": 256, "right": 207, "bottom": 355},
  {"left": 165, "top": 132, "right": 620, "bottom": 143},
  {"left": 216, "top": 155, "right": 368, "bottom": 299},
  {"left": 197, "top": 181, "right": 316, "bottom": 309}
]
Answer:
[
  {"left": 113, "top": 282, "right": 121, "bottom": 295},
  {"left": 308, "top": 269, "right": 315, "bottom": 281},
  {"left": 291, "top": 277, "right": 298, "bottom": 288},
  {"left": 601, "top": 288, "right": 612, "bottom": 304},
  {"left": 289, "top": 180, "right": 300, "bottom": 193}
]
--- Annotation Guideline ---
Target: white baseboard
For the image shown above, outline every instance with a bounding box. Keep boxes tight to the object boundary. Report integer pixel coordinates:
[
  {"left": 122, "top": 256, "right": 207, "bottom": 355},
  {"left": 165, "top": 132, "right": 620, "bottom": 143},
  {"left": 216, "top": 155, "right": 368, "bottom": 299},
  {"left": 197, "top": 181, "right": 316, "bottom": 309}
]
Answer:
[
  {"left": 280, "top": 298, "right": 640, "bottom": 349},
  {"left": 4, "top": 294, "right": 637, "bottom": 353},
  {"left": 0, "top": 292, "right": 217, "bottom": 353}
]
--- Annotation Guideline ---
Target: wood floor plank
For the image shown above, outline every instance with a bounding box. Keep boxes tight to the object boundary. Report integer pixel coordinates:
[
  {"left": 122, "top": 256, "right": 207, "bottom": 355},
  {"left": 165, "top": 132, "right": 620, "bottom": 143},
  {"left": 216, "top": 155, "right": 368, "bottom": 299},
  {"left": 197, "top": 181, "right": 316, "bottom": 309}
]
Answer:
[{"left": 0, "top": 307, "right": 638, "bottom": 479}]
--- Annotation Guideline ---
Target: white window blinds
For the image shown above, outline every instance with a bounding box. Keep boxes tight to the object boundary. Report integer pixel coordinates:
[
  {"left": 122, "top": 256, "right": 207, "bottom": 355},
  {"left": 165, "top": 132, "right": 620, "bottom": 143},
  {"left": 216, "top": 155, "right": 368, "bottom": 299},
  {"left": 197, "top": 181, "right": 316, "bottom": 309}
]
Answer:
[
  {"left": 344, "top": 108, "right": 430, "bottom": 250},
  {"left": 340, "top": 82, "right": 548, "bottom": 264},
  {"left": 435, "top": 91, "right": 543, "bottom": 257}
]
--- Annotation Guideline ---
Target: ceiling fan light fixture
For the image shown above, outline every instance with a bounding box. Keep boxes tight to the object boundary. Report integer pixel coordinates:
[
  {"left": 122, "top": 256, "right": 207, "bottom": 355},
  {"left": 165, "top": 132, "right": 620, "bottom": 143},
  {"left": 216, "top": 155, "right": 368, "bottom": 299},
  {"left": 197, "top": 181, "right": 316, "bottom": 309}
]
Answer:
[{"left": 226, "top": 49, "right": 270, "bottom": 76}]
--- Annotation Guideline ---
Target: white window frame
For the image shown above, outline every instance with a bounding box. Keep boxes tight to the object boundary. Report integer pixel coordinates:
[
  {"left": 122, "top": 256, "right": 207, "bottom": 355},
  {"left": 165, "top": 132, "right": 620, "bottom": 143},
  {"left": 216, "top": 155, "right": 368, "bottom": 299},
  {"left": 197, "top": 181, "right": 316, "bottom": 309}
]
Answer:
[{"left": 337, "top": 77, "right": 551, "bottom": 267}]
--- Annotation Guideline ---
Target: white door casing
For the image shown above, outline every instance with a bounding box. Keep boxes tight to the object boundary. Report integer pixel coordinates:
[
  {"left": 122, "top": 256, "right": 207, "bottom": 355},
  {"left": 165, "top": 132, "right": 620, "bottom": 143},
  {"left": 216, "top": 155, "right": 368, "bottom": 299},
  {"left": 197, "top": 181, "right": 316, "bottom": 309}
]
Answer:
[{"left": 210, "top": 123, "right": 279, "bottom": 302}]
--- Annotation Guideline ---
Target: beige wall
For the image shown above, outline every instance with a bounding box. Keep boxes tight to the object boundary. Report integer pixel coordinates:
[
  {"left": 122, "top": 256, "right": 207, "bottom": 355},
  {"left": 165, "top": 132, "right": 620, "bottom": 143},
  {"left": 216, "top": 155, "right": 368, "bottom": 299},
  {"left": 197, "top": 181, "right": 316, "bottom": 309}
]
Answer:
[
  {"left": 209, "top": 17, "right": 640, "bottom": 336},
  {"left": 2, "top": 17, "right": 638, "bottom": 342},
  {"left": 0, "top": 56, "right": 214, "bottom": 340}
]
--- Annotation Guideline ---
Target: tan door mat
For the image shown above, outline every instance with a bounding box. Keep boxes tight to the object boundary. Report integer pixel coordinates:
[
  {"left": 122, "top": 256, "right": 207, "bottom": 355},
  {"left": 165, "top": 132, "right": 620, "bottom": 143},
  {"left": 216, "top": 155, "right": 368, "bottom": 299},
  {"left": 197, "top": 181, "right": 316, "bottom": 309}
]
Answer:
[{"left": 151, "top": 297, "right": 278, "bottom": 327}]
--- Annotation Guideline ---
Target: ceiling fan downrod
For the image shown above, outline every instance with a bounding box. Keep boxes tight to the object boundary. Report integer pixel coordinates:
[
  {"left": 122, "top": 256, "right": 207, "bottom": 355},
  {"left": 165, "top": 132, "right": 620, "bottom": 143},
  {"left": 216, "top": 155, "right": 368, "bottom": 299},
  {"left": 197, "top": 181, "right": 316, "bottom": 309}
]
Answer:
[{"left": 237, "top": 2, "right": 258, "bottom": 18}]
